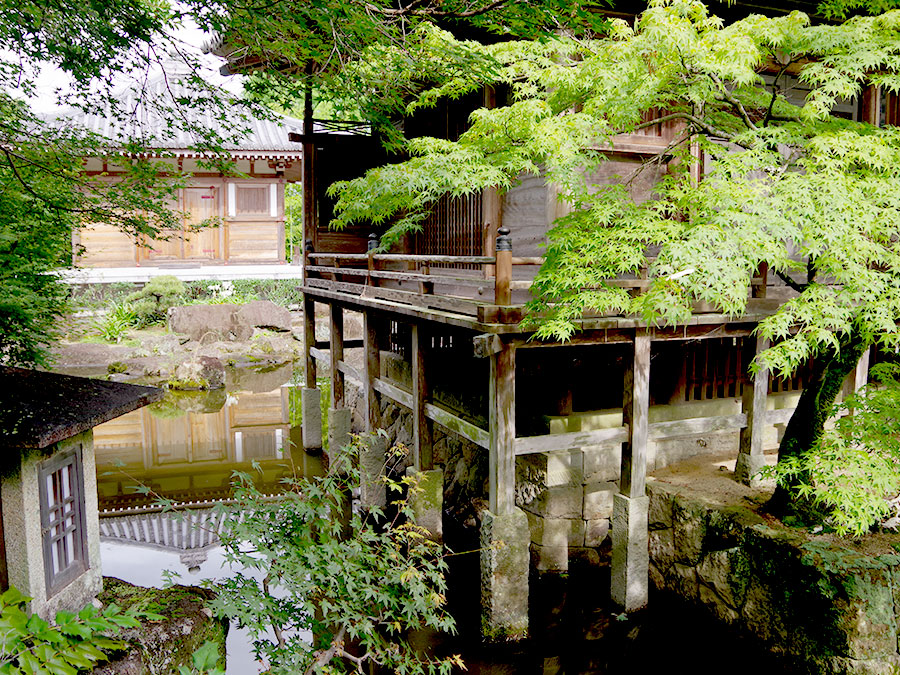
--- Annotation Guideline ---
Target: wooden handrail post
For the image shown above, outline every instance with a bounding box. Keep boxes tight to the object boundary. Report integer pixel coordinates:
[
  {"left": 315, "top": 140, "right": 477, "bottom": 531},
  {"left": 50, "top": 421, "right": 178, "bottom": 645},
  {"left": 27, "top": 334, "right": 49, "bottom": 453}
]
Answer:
[
  {"left": 494, "top": 226, "right": 512, "bottom": 306},
  {"left": 303, "top": 239, "right": 314, "bottom": 280},
  {"left": 367, "top": 233, "right": 378, "bottom": 287}
]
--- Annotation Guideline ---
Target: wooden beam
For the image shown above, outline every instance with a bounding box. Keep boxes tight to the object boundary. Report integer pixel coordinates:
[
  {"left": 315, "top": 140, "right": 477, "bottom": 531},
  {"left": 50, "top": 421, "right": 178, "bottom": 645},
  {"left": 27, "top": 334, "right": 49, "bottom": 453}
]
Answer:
[
  {"left": 412, "top": 323, "right": 433, "bottom": 470},
  {"left": 648, "top": 414, "right": 746, "bottom": 440},
  {"left": 364, "top": 310, "right": 380, "bottom": 433},
  {"left": 620, "top": 328, "right": 650, "bottom": 499},
  {"left": 374, "top": 377, "right": 412, "bottom": 408},
  {"left": 842, "top": 347, "right": 871, "bottom": 415},
  {"left": 372, "top": 376, "right": 490, "bottom": 448},
  {"left": 329, "top": 304, "right": 344, "bottom": 408},
  {"left": 424, "top": 403, "right": 490, "bottom": 449},
  {"left": 515, "top": 426, "right": 628, "bottom": 456},
  {"left": 489, "top": 342, "right": 516, "bottom": 514},
  {"left": 473, "top": 333, "right": 503, "bottom": 358},
  {"left": 766, "top": 408, "right": 795, "bottom": 425},
  {"left": 303, "top": 294, "right": 316, "bottom": 387}
]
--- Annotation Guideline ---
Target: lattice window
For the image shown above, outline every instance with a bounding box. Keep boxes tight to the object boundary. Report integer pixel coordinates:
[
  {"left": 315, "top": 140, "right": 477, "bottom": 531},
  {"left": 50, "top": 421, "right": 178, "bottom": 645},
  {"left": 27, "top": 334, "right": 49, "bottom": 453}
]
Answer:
[
  {"left": 235, "top": 186, "right": 269, "bottom": 215},
  {"left": 414, "top": 193, "right": 483, "bottom": 269},
  {"left": 39, "top": 447, "right": 88, "bottom": 595}
]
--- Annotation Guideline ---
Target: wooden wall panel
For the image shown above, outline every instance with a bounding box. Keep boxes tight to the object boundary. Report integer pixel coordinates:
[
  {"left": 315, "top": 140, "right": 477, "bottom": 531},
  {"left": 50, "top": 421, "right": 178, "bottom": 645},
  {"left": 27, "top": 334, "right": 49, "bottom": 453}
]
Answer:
[{"left": 75, "top": 223, "right": 138, "bottom": 267}]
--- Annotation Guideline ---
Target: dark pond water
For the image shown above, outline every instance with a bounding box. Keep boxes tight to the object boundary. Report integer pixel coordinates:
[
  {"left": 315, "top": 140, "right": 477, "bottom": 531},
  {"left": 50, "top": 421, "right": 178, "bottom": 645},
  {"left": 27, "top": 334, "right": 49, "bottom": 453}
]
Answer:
[{"left": 92, "top": 364, "right": 789, "bottom": 675}]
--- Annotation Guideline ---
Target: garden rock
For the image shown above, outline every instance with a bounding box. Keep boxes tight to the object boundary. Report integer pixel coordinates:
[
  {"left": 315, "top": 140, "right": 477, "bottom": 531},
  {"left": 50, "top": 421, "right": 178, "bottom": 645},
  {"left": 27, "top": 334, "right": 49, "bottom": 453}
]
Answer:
[
  {"left": 172, "top": 356, "right": 225, "bottom": 389},
  {"left": 167, "top": 305, "right": 252, "bottom": 342},
  {"left": 236, "top": 300, "right": 292, "bottom": 332}
]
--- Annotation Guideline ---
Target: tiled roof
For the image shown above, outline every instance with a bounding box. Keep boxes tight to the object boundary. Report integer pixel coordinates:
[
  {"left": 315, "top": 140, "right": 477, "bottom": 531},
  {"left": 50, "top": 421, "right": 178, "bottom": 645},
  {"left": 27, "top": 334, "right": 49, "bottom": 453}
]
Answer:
[{"left": 52, "top": 74, "right": 307, "bottom": 157}]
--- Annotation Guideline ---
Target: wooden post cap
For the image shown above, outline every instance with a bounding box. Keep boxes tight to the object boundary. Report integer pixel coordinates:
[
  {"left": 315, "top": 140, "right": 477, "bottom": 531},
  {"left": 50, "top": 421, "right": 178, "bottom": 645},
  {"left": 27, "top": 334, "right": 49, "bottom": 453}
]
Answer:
[{"left": 496, "top": 227, "right": 512, "bottom": 252}]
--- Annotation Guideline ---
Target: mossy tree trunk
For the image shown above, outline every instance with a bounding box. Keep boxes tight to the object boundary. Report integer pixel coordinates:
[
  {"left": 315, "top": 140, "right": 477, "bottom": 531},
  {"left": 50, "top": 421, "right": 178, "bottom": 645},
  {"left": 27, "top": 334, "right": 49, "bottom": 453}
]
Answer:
[{"left": 768, "top": 325, "right": 870, "bottom": 515}]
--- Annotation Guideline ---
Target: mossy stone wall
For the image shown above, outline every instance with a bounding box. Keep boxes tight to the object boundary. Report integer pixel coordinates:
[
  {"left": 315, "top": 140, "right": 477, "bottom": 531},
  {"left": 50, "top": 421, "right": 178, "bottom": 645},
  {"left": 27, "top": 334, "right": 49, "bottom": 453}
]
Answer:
[{"left": 648, "top": 480, "right": 900, "bottom": 675}]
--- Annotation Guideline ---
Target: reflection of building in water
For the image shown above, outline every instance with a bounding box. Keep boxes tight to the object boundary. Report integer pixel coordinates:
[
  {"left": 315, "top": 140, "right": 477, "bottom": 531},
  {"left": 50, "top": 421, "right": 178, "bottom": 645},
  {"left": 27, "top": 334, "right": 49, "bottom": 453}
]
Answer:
[
  {"left": 92, "top": 386, "right": 319, "bottom": 512},
  {"left": 100, "top": 509, "right": 227, "bottom": 573}
]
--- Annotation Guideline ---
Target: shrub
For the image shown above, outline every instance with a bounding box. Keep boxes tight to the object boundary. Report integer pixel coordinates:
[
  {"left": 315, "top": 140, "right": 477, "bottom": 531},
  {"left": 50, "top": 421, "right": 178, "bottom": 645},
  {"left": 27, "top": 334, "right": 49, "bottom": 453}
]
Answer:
[
  {"left": 125, "top": 275, "right": 186, "bottom": 326},
  {"left": 0, "top": 586, "right": 147, "bottom": 673},
  {"left": 208, "top": 434, "right": 461, "bottom": 674}
]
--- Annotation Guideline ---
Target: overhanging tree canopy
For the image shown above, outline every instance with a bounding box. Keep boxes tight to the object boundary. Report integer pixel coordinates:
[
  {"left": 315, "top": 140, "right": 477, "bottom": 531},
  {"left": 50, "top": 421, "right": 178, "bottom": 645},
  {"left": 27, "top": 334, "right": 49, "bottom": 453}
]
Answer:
[{"left": 322, "top": 0, "right": 900, "bottom": 503}]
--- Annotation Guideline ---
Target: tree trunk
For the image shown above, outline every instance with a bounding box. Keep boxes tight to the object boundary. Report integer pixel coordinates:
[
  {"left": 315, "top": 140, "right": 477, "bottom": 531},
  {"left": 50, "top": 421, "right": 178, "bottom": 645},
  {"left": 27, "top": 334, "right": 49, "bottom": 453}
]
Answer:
[{"left": 768, "top": 326, "right": 870, "bottom": 515}]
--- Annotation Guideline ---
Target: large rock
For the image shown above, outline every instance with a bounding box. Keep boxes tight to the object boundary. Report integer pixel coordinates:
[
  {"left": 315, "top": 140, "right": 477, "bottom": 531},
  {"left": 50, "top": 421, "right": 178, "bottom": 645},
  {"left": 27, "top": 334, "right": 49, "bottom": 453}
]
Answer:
[
  {"left": 236, "top": 300, "right": 292, "bottom": 332},
  {"left": 92, "top": 578, "right": 227, "bottom": 675},
  {"left": 167, "top": 304, "right": 251, "bottom": 342}
]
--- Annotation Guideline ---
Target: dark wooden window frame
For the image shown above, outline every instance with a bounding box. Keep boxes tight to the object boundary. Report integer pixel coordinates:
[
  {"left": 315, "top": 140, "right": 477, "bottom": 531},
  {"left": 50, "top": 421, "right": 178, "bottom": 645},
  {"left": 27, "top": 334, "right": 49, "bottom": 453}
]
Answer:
[{"left": 38, "top": 445, "right": 88, "bottom": 596}]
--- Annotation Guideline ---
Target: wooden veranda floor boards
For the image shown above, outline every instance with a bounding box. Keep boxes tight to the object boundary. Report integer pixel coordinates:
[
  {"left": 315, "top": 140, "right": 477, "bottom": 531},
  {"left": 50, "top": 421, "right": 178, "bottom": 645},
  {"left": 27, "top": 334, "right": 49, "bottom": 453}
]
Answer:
[{"left": 301, "top": 281, "right": 782, "bottom": 341}]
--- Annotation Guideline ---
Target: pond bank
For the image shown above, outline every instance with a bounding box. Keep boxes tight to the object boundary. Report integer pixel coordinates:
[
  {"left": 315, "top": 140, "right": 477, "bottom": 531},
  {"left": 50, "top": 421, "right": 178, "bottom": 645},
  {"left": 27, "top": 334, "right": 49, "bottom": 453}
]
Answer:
[{"left": 649, "top": 456, "right": 900, "bottom": 675}]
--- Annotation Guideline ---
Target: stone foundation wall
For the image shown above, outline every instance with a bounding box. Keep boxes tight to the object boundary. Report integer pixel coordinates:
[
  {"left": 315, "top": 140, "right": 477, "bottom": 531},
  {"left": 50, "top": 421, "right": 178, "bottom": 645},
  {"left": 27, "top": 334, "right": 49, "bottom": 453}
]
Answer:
[{"left": 648, "top": 480, "right": 900, "bottom": 675}]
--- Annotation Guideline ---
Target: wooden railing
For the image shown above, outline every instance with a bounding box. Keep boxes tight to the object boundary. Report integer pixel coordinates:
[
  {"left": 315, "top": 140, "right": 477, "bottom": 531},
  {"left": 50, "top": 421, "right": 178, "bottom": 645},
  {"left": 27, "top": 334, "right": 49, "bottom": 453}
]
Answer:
[{"left": 302, "top": 230, "right": 773, "bottom": 320}]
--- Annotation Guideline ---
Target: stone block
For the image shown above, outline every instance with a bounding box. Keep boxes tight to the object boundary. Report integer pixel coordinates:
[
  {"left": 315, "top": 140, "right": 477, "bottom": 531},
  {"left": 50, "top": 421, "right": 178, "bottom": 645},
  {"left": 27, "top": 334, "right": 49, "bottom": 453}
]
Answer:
[
  {"left": 696, "top": 548, "right": 745, "bottom": 609},
  {"left": 647, "top": 481, "right": 675, "bottom": 530},
  {"left": 531, "top": 543, "right": 569, "bottom": 572},
  {"left": 734, "top": 452, "right": 767, "bottom": 486},
  {"left": 699, "top": 583, "right": 740, "bottom": 626},
  {"left": 481, "top": 508, "right": 530, "bottom": 640},
  {"left": 328, "top": 407, "right": 352, "bottom": 453},
  {"left": 742, "top": 576, "right": 789, "bottom": 648},
  {"left": 648, "top": 527, "right": 676, "bottom": 571},
  {"left": 611, "top": 493, "right": 649, "bottom": 613},
  {"left": 406, "top": 467, "right": 443, "bottom": 541},
  {"left": 584, "top": 518, "right": 610, "bottom": 547},
  {"left": 525, "top": 512, "right": 584, "bottom": 548},
  {"left": 583, "top": 482, "right": 616, "bottom": 520},
  {"left": 672, "top": 493, "right": 708, "bottom": 565},
  {"left": 582, "top": 443, "right": 621, "bottom": 483},
  {"left": 523, "top": 486, "right": 584, "bottom": 520},
  {"left": 546, "top": 450, "right": 583, "bottom": 487},
  {"left": 669, "top": 562, "right": 699, "bottom": 602},
  {"left": 360, "top": 434, "right": 387, "bottom": 509},
  {"left": 301, "top": 387, "right": 322, "bottom": 450}
]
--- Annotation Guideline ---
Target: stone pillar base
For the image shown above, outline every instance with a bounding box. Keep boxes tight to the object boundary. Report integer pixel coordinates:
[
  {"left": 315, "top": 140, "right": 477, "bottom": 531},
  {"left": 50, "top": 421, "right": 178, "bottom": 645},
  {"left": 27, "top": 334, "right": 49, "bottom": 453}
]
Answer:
[
  {"left": 480, "top": 508, "right": 529, "bottom": 641},
  {"left": 405, "top": 467, "right": 443, "bottom": 541},
  {"left": 734, "top": 452, "right": 766, "bottom": 486},
  {"left": 360, "top": 434, "right": 387, "bottom": 509},
  {"left": 611, "top": 493, "right": 649, "bottom": 613},
  {"left": 301, "top": 387, "right": 322, "bottom": 451},
  {"left": 328, "top": 407, "right": 352, "bottom": 453}
]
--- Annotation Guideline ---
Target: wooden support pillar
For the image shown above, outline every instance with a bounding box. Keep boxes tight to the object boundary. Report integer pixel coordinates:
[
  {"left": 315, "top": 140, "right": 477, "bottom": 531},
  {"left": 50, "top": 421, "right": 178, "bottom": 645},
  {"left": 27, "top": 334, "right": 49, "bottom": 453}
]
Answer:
[
  {"left": 327, "top": 303, "right": 351, "bottom": 453},
  {"left": 736, "top": 335, "right": 769, "bottom": 485},
  {"left": 360, "top": 309, "right": 385, "bottom": 507},
  {"left": 412, "top": 323, "right": 433, "bottom": 471},
  {"left": 303, "top": 294, "right": 316, "bottom": 388},
  {"left": 489, "top": 340, "right": 516, "bottom": 515},
  {"left": 329, "top": 304, "right": 344, "bottom": 408},
  {"left": 364, "top": 310, "right": 380, "bottom": 433},
  {"left": 842, "top": 347, "right": 871, "bottom": 416},
  {"left": 620, "top": 329, "right": 651, "bottom": 499},
  {"left": 612, "top": 328, "right": 651, "bottom": 613}
]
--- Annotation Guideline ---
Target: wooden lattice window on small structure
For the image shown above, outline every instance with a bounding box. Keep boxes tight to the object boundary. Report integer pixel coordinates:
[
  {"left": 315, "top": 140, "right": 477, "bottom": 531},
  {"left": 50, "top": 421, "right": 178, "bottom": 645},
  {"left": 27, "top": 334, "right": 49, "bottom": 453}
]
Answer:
[{"left": 39, "top": 447, "right": 88, "bottom": 595}]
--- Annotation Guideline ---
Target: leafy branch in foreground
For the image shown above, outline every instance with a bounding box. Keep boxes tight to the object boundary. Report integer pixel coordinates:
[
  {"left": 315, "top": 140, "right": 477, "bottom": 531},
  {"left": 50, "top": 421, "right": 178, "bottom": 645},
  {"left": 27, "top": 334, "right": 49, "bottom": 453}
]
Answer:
[
  {"left": 0, "top": 586, "right": 148, "bottom": 674},
  {"left": 765, "top": 363, "right": 900, "bottom": 536},
  {"left": 208, "top": 434, "right": 462, "bottom": 675}
]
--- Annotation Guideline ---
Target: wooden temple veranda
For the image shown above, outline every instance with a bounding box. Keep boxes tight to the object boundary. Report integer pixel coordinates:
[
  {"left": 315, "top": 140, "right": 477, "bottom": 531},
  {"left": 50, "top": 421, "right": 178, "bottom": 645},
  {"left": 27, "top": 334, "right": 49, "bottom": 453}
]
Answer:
[{"left": 294, "top": 90, "right": 875, "bottom": 636}]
